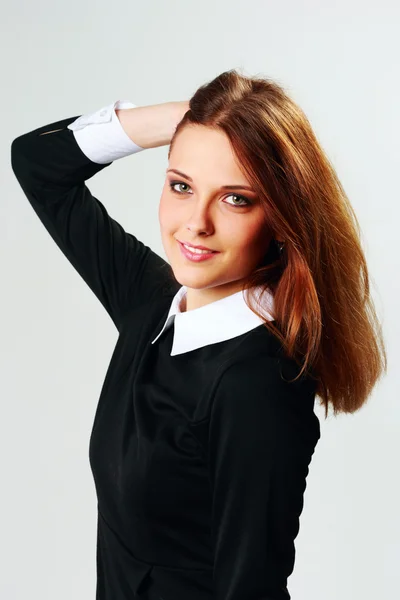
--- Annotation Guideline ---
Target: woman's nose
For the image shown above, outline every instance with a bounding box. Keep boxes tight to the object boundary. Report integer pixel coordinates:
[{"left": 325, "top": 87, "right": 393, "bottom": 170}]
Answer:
[{"left": 185, "top": 206, "right": 214, "bottom": 235}]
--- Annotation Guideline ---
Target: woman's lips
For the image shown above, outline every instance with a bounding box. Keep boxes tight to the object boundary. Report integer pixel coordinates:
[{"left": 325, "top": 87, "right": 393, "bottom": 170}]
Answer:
[{"left": 177, "top": 240, "right": 220, "bottom": 262}]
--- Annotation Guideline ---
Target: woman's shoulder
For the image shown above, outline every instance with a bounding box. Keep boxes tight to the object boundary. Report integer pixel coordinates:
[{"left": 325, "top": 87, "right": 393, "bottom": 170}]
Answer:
[
  {"left": 212, "top": 328, "right": 319, "bottom": 428},
  {"left": 217, "top": 323, "right": 316, "bottom": 392}
]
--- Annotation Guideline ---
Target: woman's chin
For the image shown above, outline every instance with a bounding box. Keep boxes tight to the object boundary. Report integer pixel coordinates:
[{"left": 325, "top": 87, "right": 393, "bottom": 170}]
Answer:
[{"left": 171, "top": 270, "right": 218, "bottom": 290}]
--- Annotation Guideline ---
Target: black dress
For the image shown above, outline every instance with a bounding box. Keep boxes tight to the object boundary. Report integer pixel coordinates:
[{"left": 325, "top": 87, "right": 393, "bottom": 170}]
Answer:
[{"left": 11, "top": 112, "right": 321, "bottom": 600}]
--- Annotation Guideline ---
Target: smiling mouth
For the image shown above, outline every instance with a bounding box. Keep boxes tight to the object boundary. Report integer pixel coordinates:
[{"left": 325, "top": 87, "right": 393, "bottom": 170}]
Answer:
[
  {"left": 177, "top": 240, "right": 220, "bottom": 261},
  {"left": 177, "top": 240, "right": 219, "bottom": 254}
]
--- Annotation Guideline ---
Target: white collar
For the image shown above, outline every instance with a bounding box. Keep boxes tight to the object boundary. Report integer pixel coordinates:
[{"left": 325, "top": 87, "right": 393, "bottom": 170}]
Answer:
[{"left": 151, "top": 285, "right": 275, "bottom": 356}]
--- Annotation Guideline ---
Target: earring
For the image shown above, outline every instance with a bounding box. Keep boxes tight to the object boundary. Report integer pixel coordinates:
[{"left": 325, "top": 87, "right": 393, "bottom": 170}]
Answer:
[{"left": 277, "top": 241, "right": 285, "bottom": 253}]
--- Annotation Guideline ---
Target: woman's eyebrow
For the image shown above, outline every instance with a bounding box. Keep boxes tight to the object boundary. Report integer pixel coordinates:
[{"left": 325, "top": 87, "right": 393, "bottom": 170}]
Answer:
[{"left": 166, "top": 169, "right": 256, "bottom": 192}]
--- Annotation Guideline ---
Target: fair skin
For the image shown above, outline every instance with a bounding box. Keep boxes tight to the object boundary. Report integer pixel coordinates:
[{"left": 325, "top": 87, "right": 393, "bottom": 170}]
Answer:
[
  {"left": 159, "top": 124, "right": 273, "bottom": 312},
  {"left": 115, "top": 102, "right": 277, "bottom": 312}
]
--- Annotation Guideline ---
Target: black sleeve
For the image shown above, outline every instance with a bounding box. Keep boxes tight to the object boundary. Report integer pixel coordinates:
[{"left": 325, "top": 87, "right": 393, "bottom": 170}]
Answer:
[
  {"left": 208, "top": 354, "right": 320, "bottom": 600},
  {"left": 10, "top": 115, "right": 173, "bottom": 331}
]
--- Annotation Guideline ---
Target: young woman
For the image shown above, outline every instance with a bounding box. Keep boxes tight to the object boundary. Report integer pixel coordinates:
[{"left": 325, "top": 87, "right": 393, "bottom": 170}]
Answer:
[{"left": 11, "top": 69, "right": 387, "bottom": 600}]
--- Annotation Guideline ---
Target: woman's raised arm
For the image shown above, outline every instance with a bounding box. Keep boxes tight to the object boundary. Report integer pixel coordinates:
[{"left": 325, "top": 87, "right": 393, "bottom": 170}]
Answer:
[{"left": 10, "top": 99, "right": 188, "bottom": 331}]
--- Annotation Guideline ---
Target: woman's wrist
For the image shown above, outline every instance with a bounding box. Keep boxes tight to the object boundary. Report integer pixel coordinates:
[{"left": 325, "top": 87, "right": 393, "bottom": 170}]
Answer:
[{"left": 115, "top": 101, "right": 189, "bottom": 150}]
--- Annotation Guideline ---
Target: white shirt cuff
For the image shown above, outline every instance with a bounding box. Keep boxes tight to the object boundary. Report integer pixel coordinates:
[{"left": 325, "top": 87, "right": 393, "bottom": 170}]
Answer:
[{"left": 67, "top": 99, "right": 145, "bottom": 164}]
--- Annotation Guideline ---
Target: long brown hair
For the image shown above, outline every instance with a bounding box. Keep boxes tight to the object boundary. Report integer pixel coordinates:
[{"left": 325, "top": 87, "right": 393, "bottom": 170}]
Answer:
[{"left": 169, "top": 69, "right": 387, "bottom": 419}]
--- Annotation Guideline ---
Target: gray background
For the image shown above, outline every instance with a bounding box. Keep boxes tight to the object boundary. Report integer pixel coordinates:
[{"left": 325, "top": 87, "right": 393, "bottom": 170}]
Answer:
[{"left": 1, "top": 1, "right": 399, "bottom": 598}]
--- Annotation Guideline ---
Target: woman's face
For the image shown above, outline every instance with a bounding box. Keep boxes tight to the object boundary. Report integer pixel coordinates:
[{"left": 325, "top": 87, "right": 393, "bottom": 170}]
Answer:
[{"left": 159, "top": 124, "right": 272, "bottom": 311}]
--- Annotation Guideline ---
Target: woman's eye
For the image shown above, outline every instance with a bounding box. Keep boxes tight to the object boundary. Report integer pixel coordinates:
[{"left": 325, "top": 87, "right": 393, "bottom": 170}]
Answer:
[
  {"left": 224, "top": 194, "right": 251, "bottom": 207},
  {"left": 170, "top": 182, "right": 191, "bottom": 194},
  {"left": 168, "top": 181, "right": 251, "bottom": 207}
]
